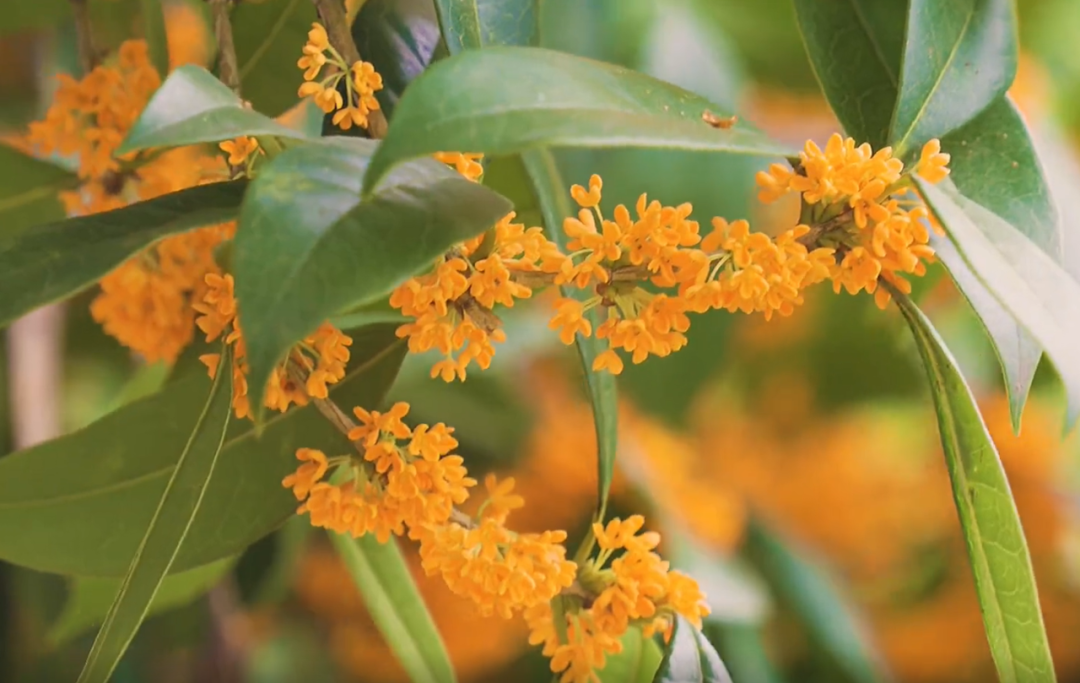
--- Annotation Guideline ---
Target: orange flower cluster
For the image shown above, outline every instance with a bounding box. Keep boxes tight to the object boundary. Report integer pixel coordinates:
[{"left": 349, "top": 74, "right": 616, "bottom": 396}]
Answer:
[
  {"left": 390, "top": 212, "right": 566, "bottom": 381},
  {"left": 194, "top": 273, "right": 353, "bottom": 418},
  {"left": 417, "top": 475, "right": 577, "bottom": 618},
  {"left": 91, "top": 222, "right": 235, "bottom": 363},
  {"left": 548, "top": 175, "right": 835, "bottom": 374},
  {"left": 296, "top": 23, "right": 383, "bottom": 131},
  {"left": 284, "top": 403, "right": 475, "bottom": 540},
  {"left": 756, "top": 134, "right": 951, "bottom": 308},
  {"left": 526, "top": 516, "right": 709, "bottom": 683}
]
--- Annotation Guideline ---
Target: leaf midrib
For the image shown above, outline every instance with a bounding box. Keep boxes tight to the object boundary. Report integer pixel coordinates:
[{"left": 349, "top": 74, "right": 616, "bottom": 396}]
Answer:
[
  {"left": 0, "top": 340, "right": 403, "bottom": 509},
  {"left": 847, "top": 0, "right": 898, "bottom": 86},
  {"left": 893, "top": 3, "right": 976, "bottom": 153}
]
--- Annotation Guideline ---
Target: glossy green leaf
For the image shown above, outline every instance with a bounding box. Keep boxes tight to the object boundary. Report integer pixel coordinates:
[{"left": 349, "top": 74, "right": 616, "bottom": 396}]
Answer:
[
  {"left": 117, "top": 66, "right": 305, "bottom": 155},
  {"left": 792, "top": 0, "right": 906, "bottom": 148},
  {"left": 0, "top": 180, "right": 247, "bottom": 329},
  {"left": 0, "top": 324, "right": 405, "bottom": 577},
  {"left": 921, "top": 181, "right": 1080, "bottom": 424},
  {"left": 891, "top": 0, "right": 1016, "bottom": 156},
  {"left": 235, "top": 137, "right": 511, "bottom": 421},
  {"left": 141, "top": 0, "right": 170, "bottom": 78},
  {"left": 233, "top": 0, "right": 317, "bottom": 117},
  {"left": 598, "top": 626, "right": 663, "bottom": 683},
  {"left": 330, "top": 531, "right": 455, "bottom": 683},
  {"left": 354, "top": 0, "right": 446, "bottom": 119},
  {"left": 744, "top": 520, "right": 885, "bottom": 683},
  {"left": 362, "top": 46, "right": 795, "bottom": 192},
  {"left": 435, "top": 0, "right": 538, "bottom": 54},
  {"left": 49, "top": 557, "right": 235, "bottom": 645},
  {"left": 935, "top": 97, "right": 1059, "bottom": 429},
  {"left": 893, "top": 292, "right": 1055, "bottom": 683},
  {"left": 522, "top": 147, "right": 617, "bottom": 517},
  {"left": 76, "top": 351, "right": 233, "bottom": 683},
  {"left": 652, "top": 615, "right": 733, "bottom": 683},
  {"left": 0, "top": 144, "right": 78, "bottom": 240}
]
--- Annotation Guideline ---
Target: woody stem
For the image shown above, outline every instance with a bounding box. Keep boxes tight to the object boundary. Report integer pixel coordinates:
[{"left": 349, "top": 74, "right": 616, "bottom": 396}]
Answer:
[
  {"left": 310, "top": 0, "right": 388, "bottom": 138},
  {"left": 69, "top": 0, "right": 98, "bottom": 72},
  {"left": 208, "top": 0, "right": 242, "bottom": 96}
]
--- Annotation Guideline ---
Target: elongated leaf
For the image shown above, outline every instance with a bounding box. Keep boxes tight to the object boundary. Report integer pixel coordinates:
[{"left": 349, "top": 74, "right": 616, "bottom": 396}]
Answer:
[
  {"left": 0, "top": 325, "right": 405, "bottom": 577},
  {"left": 921, "top": 181, "right": 1080, "bottom": 424},
  {"left": 893, "top": 292, "right": 1055, "bottom": 683},
  {"left": 236, "top": 137, "right": 510, "bottom": 421},
  {"left": 435, "top": 0, "right": 538, "bottom": 54},
  {"left": 76, "top": 351, "right": 233, "bottom": 683},
  {"left": 744, "top": 520, "right": 885, "bottom": 683},
  {"left": 330, "top": 531, "right": 455, "bottom": 683},
  {"left": 362, "top": 46, "right": 794, "bottom": 192},
  {"left": 233, "top": 0, "right": 317, "bottom": 117},
  {"left": 703, "top": 623, "right": 785, "bottom": 683},
  {"left": 652, "top": 615, "right": 733, "bottom": 683},
  {"left": 354, "top": 0, "right": 445, "bottom": 118},
  {"left": 0, "top": 180, "right": 247, "bottom": 328},
  {"left": 117, "top": 66, "right": 305, "bottom": 155},
  {"left": 0, "top": 144, "right": 78, "bottom": 240},
  {"left": 599, "top": 626, "right": 663, "bottom": 683},
  {"left": 141, "top": 0, "right": 170, "bottom": 78},
  {"left": 791, "top": 0, "right": 906, "bottom": 148},
  {"left": 522, "top": 148, "right": 617, "bottom": 516},
  {"left": 50, "top": 557, "right": 235, "bottom": 645},
  {"left": 936, "top": 97, "right": 1059, "bottom": 429},
  {"left": 891, "top": 0, "right": 1016, "bottom": 156}
]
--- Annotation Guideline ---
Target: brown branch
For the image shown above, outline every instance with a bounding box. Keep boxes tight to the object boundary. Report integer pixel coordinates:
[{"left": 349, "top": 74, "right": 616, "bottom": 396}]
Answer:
[
  {"left": 310, "top": 0, "right": 388, "bottom": 138},
  {"left": 208, "top": 0, "right": 242, "bottom": 97},
  {"left": 69, "top": 0, "right": 98, "bottom": 72}
]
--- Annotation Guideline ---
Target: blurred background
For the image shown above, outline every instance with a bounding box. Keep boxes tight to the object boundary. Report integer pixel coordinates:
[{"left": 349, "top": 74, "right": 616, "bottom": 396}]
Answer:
[{"left": 2, "top": 0, "right": 1080, "bottom": 681}]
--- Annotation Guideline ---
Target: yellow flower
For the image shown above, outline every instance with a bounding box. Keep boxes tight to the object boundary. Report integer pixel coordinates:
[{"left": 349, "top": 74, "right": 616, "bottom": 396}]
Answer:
[
  {"left": 218, "top": 136, "right": 260, "bottom": 166},
  {"left": 434, "top": 152, "right": 485, "bottom": 182}
]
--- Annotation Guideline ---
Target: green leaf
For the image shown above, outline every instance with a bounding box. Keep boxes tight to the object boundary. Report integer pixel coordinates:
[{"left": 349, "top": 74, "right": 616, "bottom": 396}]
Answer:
[
  {"left": 75, "top": 351, "right": 233, "bottom": 683},
  {"left": 104, "top": 361, "right": 172, "bottom": 414},
  {"left": 329, "top": 531, "right": 456, "bottom": 683},
  {"left": 703, "top": 623, "right": 785, "bottom": 683},
  {"left": 0, "top": 0, "right": 70, "bottom": 33},
  {"left": 920, "top": 181, "right": 1080, "bottom": 425},
  {"left": 0, "top": 144, "right": 79, "bottom": 240},
  {"left": 117, "top": 66, "right": 306, "bottom": 155},
  {"left": 0, "top": 180, "right": 247, "bottom": 329},
  {"left": 792, "top": 0, "right": 906, "bottom": 148},
  {"left": 598, "top": 626, "right": 663, "bottom": 683},
  {"left": 522, "top": 148, "right": 617, "bottom": 517},
  {"left": 435, "top": 0, "right": 539, "bottom": 54},
  {"left": 892, "top": 292, "right": 1055, "bottom": 683},
  {"left": 0, "top": 324, "right": 405, "bottom": 577},
  {"left": 890, "top": 0, "right": 1017, "bottom": 156},
  {"left": 235, "top": 137, "right": 511, "bottom": 422},
  {"left": 354, "top": 0, "right": 446, "bottom": 119},
  {"left": 744, "top": 519, "right": 885, "bottom": 683},
  {"left": 233, "top": 0, "right": 317, "bottom": 117},
  {"left": 49, "top": 557, "right": 235, "bottom": 646},
  {"left": 362, "top": 46, "right": 795, "bottom": 192},
  {"left": 935, "top": 97, "right": 1059, "bottom": 429},
  {"left": 652, "top": 615, "right": 733, "bottom": 683},
  {"left": 667, "top": 533, "right": 771, "bottom": 626},
  {"left": 141, "top": 0, "right": 170, "bottom": 79}
]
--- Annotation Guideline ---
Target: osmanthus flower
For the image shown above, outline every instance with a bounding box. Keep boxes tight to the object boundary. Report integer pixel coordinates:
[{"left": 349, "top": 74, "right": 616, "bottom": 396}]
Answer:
[
  {"left": 219, "top": 135, "right": 262, "bottom": 172},
  {"left": 526, "top": 515, "right": 710, "bottom": 683},
  {"left": 193, "top": 273, "right": 353, "bottom": 419},
  {"left": 755, "top": 133, "right": 952, "bottom": 308},
  {"left": 417, "top": 475, "right": 577, "bottom": 619},
  {"left": 296, "top": 22, "right": 384, "bottom": 131},
  {"left": 434, "top": 152, "right": 485, "bottom": 182},
  {"left": 284, "top": 402, "right": 477, "bottom": 541},
  {"left": 547, "top": 175, "right": 834, "bottom": 375},
  {"left": 390, "top": 212, "right": 567, "bottom": 382}
]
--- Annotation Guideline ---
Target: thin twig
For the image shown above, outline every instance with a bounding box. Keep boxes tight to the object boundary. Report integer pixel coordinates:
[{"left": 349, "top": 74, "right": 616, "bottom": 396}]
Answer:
[
  {"left": 209, "top": 0, "right": 242, "bottom": 97},
  {"left": 310, "top": 0, "right": 388, "bottom": 138},
  {"left": 69, "top": 0, "right": 98, "bottom": 72}
]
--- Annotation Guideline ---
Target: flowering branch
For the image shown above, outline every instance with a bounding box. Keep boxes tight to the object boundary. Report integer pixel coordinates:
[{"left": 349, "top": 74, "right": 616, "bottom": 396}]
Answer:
[
  {"left": 310, "top": 0, "right": 388, "bottom": 137},
  {"left": 70, "top": 0, "right": 99, "bottom": 71},
  {"left": 208, "top": 0, "right": 242, "bottom": 97}
]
